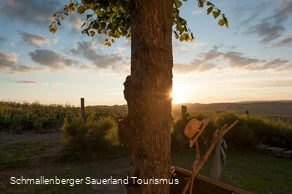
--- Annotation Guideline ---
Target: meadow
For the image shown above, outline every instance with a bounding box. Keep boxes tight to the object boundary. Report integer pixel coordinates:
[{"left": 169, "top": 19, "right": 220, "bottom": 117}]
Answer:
[{"left": 1, "top": 101, "right": 292, "bottom": 194}]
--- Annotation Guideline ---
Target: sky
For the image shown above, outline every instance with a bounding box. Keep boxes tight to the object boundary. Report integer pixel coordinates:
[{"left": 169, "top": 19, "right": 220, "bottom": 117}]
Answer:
[{"left": 0, "top": 0, "right": 292, "bottom": 106}]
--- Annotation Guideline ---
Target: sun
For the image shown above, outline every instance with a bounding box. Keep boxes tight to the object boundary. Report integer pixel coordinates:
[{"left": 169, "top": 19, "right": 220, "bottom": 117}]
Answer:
[{"left": 171, "top": 84, "right": 188, "bottom": 104}]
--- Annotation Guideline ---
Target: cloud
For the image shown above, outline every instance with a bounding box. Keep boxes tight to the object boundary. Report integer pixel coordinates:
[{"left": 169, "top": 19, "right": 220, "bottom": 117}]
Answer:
[
  {"left": 241, "top": 12, "right": 261, "bottom": 26},
  {"left": 271, "top": 1, "right": 292, "bottom": 24},
  {"left": 15, "top": 80, "right": 39, "bottom": 84},
  {"left": 245, "top": 22, "right": 285, "bottom": 43},
  {"left": 114, "top": 47, "right": 126, "bottom": 54},
  {"left": 239, "top": 1, "right": 292, "bottom": 44},
  {"left": 18, "top": 31, "right": 50, "bottom": 47},
  {"left": 123, "top": 39, "right": 131, "bottom": 47},
  {"left": 69, "top": 41, "right": 129, "bottom": 70},
  {"left": 0, "top": 37, "right": 7, "bottom": 45},
  {"left": 273, "top": 34, "right": 292, "bottom": 47},
  {"left": 174, "top": 47, "right": 292, "bottom": 74},
  {"left": 0, "top": 51, "right": 42, "bottom": 73},
  {"left": 53, "top": 36, "right": 61, "bottom": 44},
  {"left": 192, "top": 10, "right": 203, "bottom": 15},
  {"left": 29, "top": 49, "right": 79, "bottom": 69},
  {"left": 249, "top": 79, "right": 292, "bottom": 88},
  {"left": 174, "top": 61, "right": 216, "bottom": 74},
  {"left": 218, "top": 79, "right": 292, "bottom": 89},
  {"left": 0, "top": 0, "right": 61, "bottom": 25},
  {"left": 69, "top": 13, "right": 84, "bottom": 31},
  {"left": 173, "top": 41, "right": 206, "bottom": 53},
  {"left": 79, "top": 63, "right": 91, "bottom": 70},
  {"left": 220, "top": 51, "right": 291, "bottom": 71},
  {"left": 13, "top": 80, "right": 65, "bottom": 86},
  {"left": 222, "top": 51, "right": 260, "bottom": 68},
  {"left": 240, "top": 3, "right": 268, "bottom": 26},
  {"left": 0, "top": 52, "right": 18, "bottom": 67}
]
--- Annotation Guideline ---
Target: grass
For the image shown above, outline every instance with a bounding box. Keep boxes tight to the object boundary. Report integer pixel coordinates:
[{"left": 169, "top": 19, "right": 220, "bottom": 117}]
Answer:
[
  {"left": 0, "top": 157, "right": 128, "bottom": 194},
  {"left": 1, "top": 138, "right": 292, "bottom": 194},
  {"left": 0, "top": 138, "right": 128, "bottom": 194},
  {"left": 0, "top": 141, "right": 56, "bottom": 169},
  {"left": 1, "top": 100, "right": 292, "bottom": 193},
  {"left": 172, "top": 149, "right": 292, "bottom": 194}
]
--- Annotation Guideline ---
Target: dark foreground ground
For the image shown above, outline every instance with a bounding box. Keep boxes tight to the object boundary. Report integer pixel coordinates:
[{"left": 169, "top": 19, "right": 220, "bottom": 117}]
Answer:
[{"left": 1, "top": 131, "right": 292, "bottom": 194}]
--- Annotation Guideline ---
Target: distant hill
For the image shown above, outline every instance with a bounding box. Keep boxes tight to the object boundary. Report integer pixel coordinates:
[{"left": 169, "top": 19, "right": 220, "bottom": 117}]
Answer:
[
  {"left": 88, "top": 101, "right": 292, "bottom": 118},
  {"left": 87, "top": 104, "right": 128, "bottom": 110},
  {"left": 172, "top": 101, "right": 292, "bottom": 118}
]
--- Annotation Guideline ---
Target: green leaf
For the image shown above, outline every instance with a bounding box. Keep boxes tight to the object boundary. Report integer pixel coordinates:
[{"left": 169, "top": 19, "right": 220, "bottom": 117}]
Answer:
[
  {"left": 218, "top": 19, "right": 225, "bottom": 26},
  {"left": 114, "top": 30, "right": 121, "bottom": 38},
  {"left": 49, "top": 27, "right": 57, "bottom": 34},
  {"left": 82, "top": 29, "right": 88, "bottom": 35},
  {"left": 207, "top": 6, "right": 213, "bottom": 15},
  {"left": 64, "top": 13, "right": 68, "bottom": 16},
  {"left": 198, "top": 2, "right": 204, "bottom": 8},
  {"left": 107, "top": 23, "right": 113, "bottom": 30},
  {"left": 174, "top": 0, "right": 182, "bottom": 8},
  {"left": 90, "top": 31, "right": 95, "bottom": 36},
  {"left": 111, "top": 39, "right": 115, "bottom": 43},
  {"left": 212, "top": 10, "right": 220, "bottom": 19},
  {"left": 179, "top": 33, "right": 188, "bottom": 42},
  {"left": 104, "top": 41, "right": 111, "bottom": 46},
  {"left": 100, "top": 22, "right": 106, "bottom": 29},
  {"left": 56, "top": 19, "right": 61, "bottom": 26},
  {"left": 77, "top": 6, "right": 85, "bottom": 14},
  {"left": 206, "top": 1, "right": 214, "bottom": 6},
  {"left": 198, "top": 0, "right": 204, "bottom": 8},
  {"left": 86, "top": 14, "right": 92, "bottom": 20},
  {"left": 179, "top": 17, "right": 186, "bottom": 25}
]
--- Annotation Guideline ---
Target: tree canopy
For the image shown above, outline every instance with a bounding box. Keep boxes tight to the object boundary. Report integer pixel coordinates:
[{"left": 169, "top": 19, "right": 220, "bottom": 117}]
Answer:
[{"left": 49, "top": 0, "right": 228, "bottom": 46}]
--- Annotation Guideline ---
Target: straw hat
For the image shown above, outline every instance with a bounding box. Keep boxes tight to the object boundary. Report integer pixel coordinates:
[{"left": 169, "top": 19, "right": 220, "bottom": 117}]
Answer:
[{"left": 184, "top": 118, "right": 210, "bottom": 148}]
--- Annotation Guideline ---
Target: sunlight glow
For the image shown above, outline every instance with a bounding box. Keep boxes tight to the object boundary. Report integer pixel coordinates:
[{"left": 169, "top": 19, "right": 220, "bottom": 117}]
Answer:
[{"left": 171, "top": 84, "right": 189, "bottom": 104}]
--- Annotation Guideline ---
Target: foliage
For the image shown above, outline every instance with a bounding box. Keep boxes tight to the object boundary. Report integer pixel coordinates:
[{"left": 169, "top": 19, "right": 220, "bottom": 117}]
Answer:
[
  {"left": 60, "top": 113, "right": 120, "bottom": 158},
  {"left": 49, "top": 0, "right": 228, "bottom": 45},
  {"left": 2, "top": 101, "right": 292, "bottom": 150},
  {"left": 171, "top": 111, "right": 292, "bottom": 150},
  {"left": 0, "top": 101, "right": 73, "bottom": 132},
  {"left": 0, "top": 101, "right": 127, "bottom": 133}
]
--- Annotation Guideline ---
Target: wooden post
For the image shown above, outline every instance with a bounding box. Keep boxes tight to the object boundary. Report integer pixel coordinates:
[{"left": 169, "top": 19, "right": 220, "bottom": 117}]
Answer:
[
  {"left": 182, "top": 105, "right": 187, "bottom": 120},
  {"left": 81, "top": 98, "right": 85, "bottom": 122},
  {"left": 246, "top": 110, "right": 249, "bottom": 117}
]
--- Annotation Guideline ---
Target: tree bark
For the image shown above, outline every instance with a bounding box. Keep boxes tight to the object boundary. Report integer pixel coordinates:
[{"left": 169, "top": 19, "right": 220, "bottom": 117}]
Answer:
[{"left": 118, "top": 0, "right": 173, "bottom": 193}]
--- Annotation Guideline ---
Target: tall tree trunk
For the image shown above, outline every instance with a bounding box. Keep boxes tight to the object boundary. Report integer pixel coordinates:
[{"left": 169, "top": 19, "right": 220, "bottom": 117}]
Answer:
[{"left": 118, "top": 0, "right": 173, "bottom": 193}]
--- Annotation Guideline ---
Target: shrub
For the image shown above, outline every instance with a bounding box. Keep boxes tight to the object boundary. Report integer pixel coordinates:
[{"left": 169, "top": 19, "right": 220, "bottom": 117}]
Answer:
[
  {"left": 171, "top": 116, "right": 190, "bottom": 149},
  {"left": 60, "top": 115, "right": 119, "bottom": 157},
  {"left": 214, "top": 112, "right": 255, "bottom": 149},
  {"left": 171, "top": 111, "right": 217, "bottom": 150},
  {"left": 171, "top": 111, "right": 292, "bottom": 150}
]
